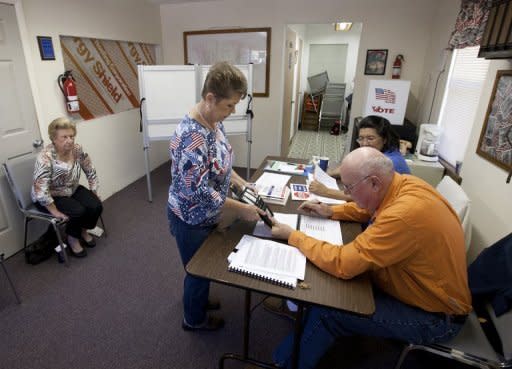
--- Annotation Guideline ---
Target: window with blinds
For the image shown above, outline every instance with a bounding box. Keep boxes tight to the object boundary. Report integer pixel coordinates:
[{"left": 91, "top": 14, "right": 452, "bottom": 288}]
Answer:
[{"left": 437, "top": 46, "right": 490, "bottom": 166}]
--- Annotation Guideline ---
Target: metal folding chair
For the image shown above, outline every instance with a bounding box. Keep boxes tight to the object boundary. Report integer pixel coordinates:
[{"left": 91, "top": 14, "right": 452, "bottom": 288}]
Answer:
[{"left": 0, "top": 253, "right": 21, "bottom": 304}]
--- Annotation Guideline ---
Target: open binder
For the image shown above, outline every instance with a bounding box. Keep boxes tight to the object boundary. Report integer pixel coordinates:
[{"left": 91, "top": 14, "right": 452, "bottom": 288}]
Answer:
[{"left": 227, "top": 235, "right": 306, "bottom": 289}]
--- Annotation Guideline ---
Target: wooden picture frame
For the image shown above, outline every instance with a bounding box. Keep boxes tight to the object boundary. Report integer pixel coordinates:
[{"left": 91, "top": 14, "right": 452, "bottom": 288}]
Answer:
[
  {"left": 364, "top": 49, "right": 388, "bottom": 75},
  {"left": 184, "top": 27, "right": 271, "bottom": 97},
  {"left": 477, "top": 69, "right": 512, "bottom": 172}
]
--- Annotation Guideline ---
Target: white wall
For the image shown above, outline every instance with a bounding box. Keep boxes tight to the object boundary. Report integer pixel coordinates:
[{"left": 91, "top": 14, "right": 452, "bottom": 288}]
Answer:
[
  {"left": 416, "top": 0, "right": 511, "bottom": 260},
  {"left": 16, "top": 0, "right": 166, "bottom": 200},
  {"left": 462, "top": 59, "right": 512, "bottom": 262},
  {"left": 159, "top": 0, "right": 437, "bottom": 167},
  {"left": 298, "top": 23, "right": 361, "bottom": 97},
  {"left": 416, "top": 0, "right": 460, "bottom": 126}
]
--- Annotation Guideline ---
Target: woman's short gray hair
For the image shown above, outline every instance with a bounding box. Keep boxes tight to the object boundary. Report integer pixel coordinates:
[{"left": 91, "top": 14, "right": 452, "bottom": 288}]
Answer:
[{"left": 48, "top": 117, "right": 76, "bottom": 142}]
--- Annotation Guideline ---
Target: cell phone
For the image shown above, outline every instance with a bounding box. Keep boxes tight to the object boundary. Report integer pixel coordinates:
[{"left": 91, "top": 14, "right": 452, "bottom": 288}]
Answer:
[{"left": 230, "top": 184, "right": 274, "bottom": 227}]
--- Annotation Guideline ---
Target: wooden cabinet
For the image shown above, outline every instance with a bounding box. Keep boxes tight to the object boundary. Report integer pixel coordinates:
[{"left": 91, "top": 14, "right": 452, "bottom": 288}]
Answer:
[
  {"left": 479, "top": 0, "right": 512, "bottom": 59},
  {"left": 300, "top": 93, "right": 322, "bottom": 131}
]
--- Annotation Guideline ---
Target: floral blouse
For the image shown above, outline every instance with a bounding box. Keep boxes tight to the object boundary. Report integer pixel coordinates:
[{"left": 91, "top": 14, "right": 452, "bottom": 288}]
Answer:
[
  {"left": 31, "top": 143, "right": 99, "bottom": 206},
  {"left": 167, "top": 115, "right": 233, "bottom": 226}
]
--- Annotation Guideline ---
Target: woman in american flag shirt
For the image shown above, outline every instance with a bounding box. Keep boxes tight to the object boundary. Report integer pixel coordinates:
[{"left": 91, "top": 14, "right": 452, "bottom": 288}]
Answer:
[
  {"left": 32, "top": 117, "right": 102, "bottom": 258},
  {"left": 167, "top": 62, "right": 264, "bottom": 332}
]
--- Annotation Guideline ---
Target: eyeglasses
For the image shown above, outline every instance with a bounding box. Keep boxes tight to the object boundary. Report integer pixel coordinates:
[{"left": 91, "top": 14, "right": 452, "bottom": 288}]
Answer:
[
  {"left": 356, "top": 136, "right": 378, "bottom": 144},
  {"left": 341, "top": 175, "right": 371, "bottom": 194}
]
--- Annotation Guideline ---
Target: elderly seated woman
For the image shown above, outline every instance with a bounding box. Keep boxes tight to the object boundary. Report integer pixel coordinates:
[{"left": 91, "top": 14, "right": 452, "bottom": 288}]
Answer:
[{"left": 31, "top": 117, "right": 103, "bottom": 258}]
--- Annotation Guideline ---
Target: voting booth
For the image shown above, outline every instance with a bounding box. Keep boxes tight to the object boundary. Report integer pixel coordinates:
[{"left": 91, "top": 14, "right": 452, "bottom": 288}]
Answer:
[
  {"left": 138, "top": 64, "right": 254, "bottom": 201},
  {"left": 363, "top": 79, "right": 410, "bottom": 125}
]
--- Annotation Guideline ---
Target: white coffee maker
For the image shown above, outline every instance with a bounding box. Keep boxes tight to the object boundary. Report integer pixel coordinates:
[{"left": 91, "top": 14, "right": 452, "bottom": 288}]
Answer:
[{"left": 415, "top": 124, "right": 441, "bottom": 162}]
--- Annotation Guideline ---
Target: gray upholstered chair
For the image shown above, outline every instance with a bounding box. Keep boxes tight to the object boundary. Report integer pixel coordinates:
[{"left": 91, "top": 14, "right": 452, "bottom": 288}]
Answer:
[
  {"left": 436, "top": 175, "right": 471, "bottom": 250},
  {"left": 394, "top": 305, "right": 512, "bottom": 369},
  {"left": 3, "top": 152, "right": 106, "bottom": 266},
  {"left": 395, "top": 231, "right": 512, "bottom": 369}
]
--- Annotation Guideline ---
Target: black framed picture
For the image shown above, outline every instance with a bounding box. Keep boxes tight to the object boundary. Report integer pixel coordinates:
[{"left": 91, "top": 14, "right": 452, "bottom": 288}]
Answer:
[
  {"left": 37, "top": 36, "right": 55, "bottom": 60},
  {"left": 364, "top": 49, "right": 388, "bottom": 75}
]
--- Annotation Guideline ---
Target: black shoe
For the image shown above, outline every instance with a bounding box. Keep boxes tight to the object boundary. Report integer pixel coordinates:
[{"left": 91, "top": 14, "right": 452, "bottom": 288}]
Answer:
[
  {"left": 80, "top": 237, "right": 96, "bottom": 248},
  {"left": 207, "top": 299, "right": 221, "bottom": 311},
  {"left": 263, "top": 297, "right": 297, "bottom": 321},
  {"left": 182, "top": 315, "right": 225, "bottom": 331},
  {"left": 68, "top": 246, "right": 87, "bottom": 258}
]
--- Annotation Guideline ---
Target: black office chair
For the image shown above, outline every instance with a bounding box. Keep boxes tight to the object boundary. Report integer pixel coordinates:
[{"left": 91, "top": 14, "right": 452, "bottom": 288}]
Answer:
[
  {"left": 0, "top": 253, "right": 21, "bottom": 304},
  {"left": 3, "top": 152, "right": 106, "bottom": 266}
]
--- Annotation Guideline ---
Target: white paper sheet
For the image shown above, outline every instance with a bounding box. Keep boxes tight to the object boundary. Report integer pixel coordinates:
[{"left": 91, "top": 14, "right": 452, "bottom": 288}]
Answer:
[
  {"left": 314, "top": 165, "right": 339, "bottom": 190},
  {"left": 255, "top": 172, "right": 292, "bottom": 189},
  {"left": 253, "top": 212, "right": 298, "bottom": 238},
  {"left": 299, "top": 215, "right": 343, "bottom": 245}
]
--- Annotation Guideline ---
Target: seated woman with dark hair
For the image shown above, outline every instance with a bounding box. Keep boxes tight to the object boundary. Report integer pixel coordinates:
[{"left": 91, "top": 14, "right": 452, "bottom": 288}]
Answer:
[
  {"left": 32, "top": 117, "right": 103, "bottom": 258},
  {"left": 309, "top": 115, "right": 410, "bottom": 200}
]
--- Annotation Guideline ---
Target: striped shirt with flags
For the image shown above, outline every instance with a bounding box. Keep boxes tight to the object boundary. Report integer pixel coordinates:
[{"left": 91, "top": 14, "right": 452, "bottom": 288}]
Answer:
[{"left": 167, "top": 115, "right": 233, "bottom": 226}]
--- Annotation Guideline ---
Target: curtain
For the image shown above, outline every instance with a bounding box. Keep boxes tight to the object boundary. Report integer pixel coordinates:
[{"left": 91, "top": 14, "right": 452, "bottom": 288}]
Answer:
[{"left": 448, "top": 0, "right": 493, "bottom": 49}]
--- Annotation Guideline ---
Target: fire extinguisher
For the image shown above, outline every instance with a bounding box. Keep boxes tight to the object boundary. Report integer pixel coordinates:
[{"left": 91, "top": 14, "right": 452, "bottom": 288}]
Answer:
[
  {"left": 392, "top": 55, "right": 404, "bottom": 79},
  {"left": 58, "top": 70, "right": 80, "bottom": 113}
]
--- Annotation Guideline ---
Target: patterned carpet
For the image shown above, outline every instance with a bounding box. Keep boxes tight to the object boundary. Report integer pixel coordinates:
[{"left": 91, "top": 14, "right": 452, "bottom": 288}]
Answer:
[{"left": 288, "top": 129, "right": 347, "bottom": 164}]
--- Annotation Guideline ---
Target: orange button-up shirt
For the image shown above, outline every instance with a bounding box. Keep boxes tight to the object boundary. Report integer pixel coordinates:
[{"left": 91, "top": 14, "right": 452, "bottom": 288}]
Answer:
[{"left": 289, "top": 174, "right": 471, "bottom": 315}]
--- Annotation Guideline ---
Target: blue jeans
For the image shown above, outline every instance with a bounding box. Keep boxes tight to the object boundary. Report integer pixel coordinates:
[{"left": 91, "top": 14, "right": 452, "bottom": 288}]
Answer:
[
  {"left": 168, "top": 206, "right": 216, "bottom": 325},
  {"left": 273, "top": 288, "right": 465, "bottom": 369}
]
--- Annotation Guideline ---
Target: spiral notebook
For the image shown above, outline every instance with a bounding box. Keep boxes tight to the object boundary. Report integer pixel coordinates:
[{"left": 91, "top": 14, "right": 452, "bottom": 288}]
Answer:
[{"left": 227, "top": 235, "right": 306, "bottom": 289}]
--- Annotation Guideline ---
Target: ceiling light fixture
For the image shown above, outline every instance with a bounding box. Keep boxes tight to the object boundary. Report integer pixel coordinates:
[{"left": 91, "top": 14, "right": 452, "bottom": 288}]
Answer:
[{"left": 334, "top": 22, "right": 353, "bottom": 31}]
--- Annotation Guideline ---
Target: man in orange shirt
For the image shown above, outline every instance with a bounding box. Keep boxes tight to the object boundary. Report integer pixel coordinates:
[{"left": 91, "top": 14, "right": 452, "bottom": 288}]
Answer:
[{"left": 271, "top": 147, "right": 471, "bottom": 369}]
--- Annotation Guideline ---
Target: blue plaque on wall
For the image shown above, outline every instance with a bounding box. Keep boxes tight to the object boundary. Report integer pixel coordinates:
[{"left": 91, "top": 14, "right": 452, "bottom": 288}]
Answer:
[{"left": 37, "top": 36, "right": 55, "bottom": 60}]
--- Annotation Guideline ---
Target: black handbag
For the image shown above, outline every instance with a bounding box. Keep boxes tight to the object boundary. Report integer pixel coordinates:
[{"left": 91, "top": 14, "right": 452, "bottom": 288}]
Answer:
[{"left": 25, "top": 226, "right": 59, "bottom": 265}]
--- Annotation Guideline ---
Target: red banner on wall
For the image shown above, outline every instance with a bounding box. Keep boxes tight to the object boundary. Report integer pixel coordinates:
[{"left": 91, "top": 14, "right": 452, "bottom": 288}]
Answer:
[{"left": 60, "top": 36, "right": 156, "bottom": 120}]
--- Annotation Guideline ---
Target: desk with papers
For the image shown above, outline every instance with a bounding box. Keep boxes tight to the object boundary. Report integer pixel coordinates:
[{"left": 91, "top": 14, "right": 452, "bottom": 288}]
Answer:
[{"left": 186, "top": 155, "right": 375, "bottom": 369}]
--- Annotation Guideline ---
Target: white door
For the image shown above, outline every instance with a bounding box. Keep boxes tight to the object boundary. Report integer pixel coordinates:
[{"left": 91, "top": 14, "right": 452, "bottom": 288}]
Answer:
[{"left": 0, "top": 3, "right": 42, "bottom": 257}]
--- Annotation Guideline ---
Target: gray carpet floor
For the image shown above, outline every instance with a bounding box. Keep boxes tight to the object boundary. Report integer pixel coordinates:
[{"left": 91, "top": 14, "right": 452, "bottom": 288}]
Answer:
[{"left": 0, "top": 162, "right": 471, "bottom": 369}]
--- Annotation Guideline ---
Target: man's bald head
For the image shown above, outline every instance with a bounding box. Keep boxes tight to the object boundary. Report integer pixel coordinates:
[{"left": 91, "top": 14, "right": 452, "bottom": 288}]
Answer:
[
  {"left": 339, "top": 147, "right": 395, "bottom": 212},
  {"left": 341, "top": 147, "right": 394, "bottom": 178}
]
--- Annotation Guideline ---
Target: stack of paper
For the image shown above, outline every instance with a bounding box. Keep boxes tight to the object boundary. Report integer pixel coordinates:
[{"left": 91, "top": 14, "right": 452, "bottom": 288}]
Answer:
[
  {"left": 255, "top": 172, "right": 292, "bottom": 206},
  {"left": 227, "top": 235, "right": 306, "bottom": 289},
  {"left": 264, "top": 160, "right": 306, "bottom": 176},
  {"left": 257, "top": 185, "right": 291, "bottom": 206}
]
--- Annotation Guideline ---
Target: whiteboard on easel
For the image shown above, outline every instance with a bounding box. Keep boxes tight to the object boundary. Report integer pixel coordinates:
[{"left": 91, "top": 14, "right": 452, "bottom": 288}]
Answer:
[
  {"left": 140, "top": 65, "right": 197, "bottom": 122},
  {"left": 137, "top": 64, "right": 254, "bottom": 202},
  {"left": 138, "top": 64, "right": 253, "bottom": 145}
]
